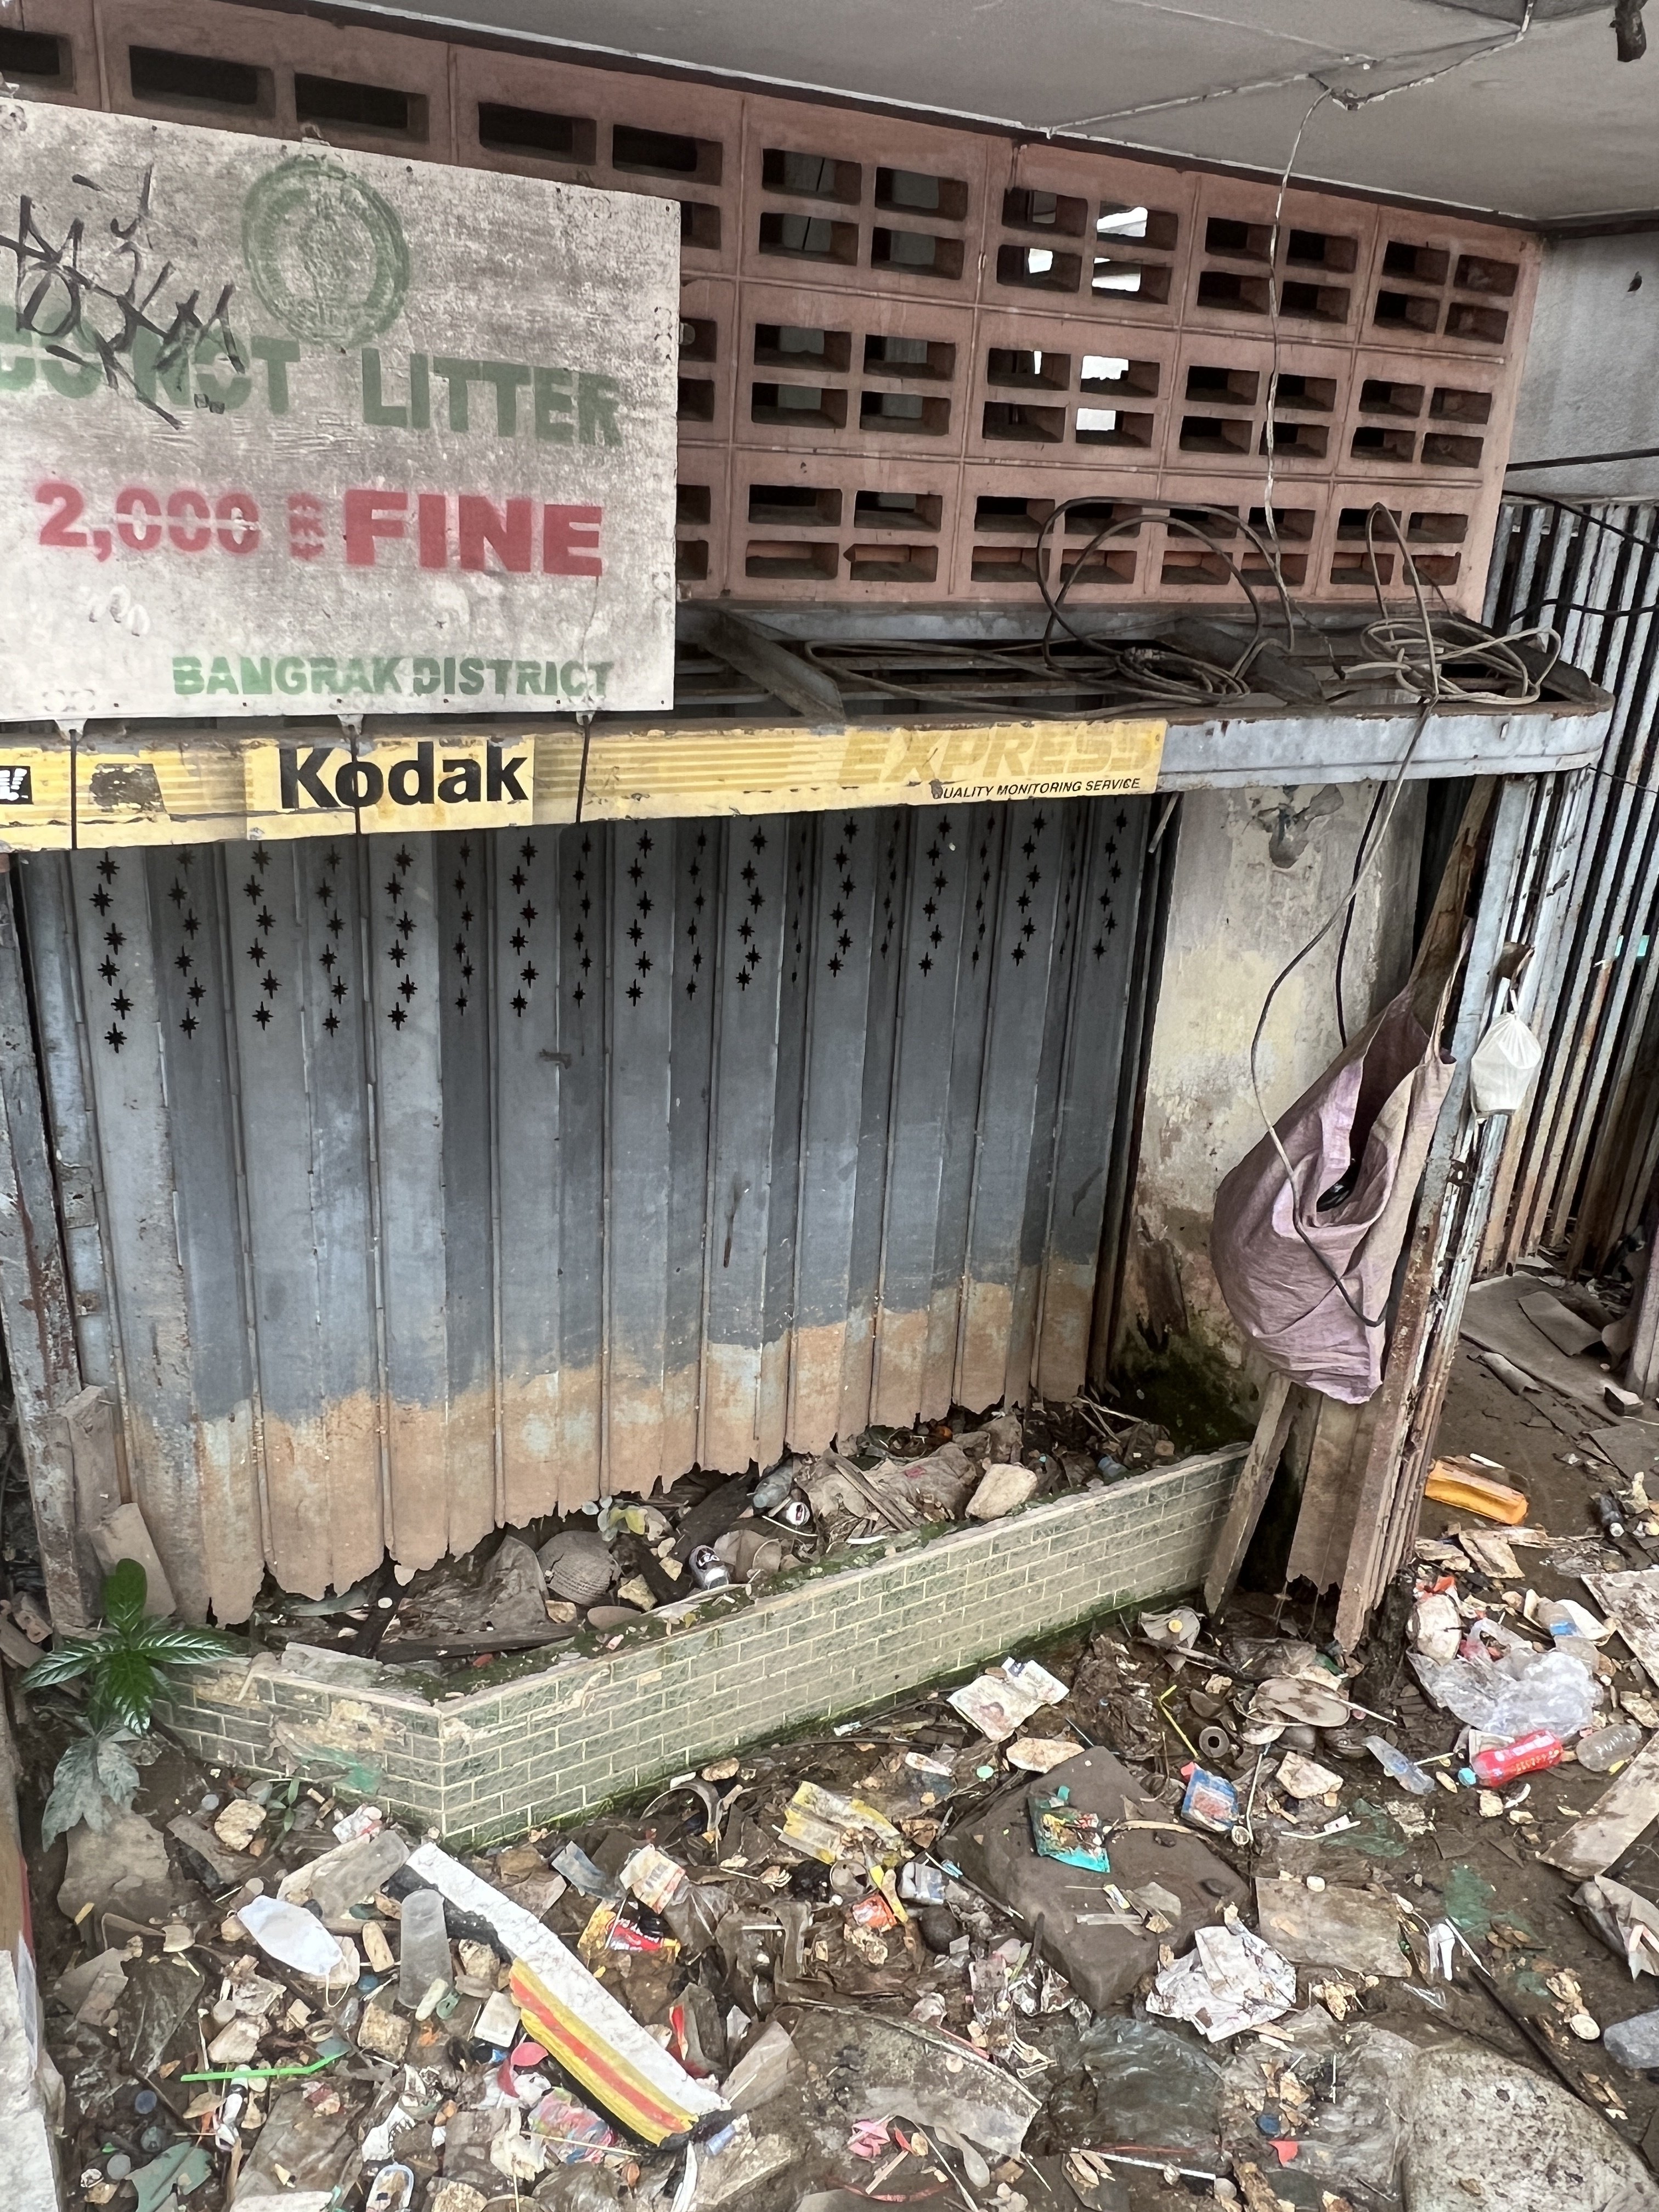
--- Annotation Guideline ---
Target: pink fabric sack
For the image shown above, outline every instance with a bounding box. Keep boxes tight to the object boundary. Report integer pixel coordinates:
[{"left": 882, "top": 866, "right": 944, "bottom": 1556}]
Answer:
[{"left": 1210, "top": 984, "right": 1453, "bottom": 1403}]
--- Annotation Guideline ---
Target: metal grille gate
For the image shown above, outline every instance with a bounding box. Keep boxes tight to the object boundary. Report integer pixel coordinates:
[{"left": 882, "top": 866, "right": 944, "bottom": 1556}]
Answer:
[
  {"left": 21, "top": 798, "right": 1150, "bottom": 1621},
  {"left": 1481, "top": 499, "right": 1659, "bottom": 1272}
]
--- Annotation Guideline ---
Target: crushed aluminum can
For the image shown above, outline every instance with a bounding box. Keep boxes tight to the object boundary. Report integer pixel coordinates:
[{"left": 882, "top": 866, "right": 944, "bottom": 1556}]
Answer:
[
  {"left": 773, "top": 1497, "right": 811, "bottom": 1530},
  {"left": 689, "top": 1545, "right": 731, "bottom": 1589}
]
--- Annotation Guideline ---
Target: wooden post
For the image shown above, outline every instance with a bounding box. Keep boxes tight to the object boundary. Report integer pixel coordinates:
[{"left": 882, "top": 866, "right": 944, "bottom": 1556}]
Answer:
[
  {"left": 0, "top": 861, "right": 93, "bottom": 1629},
  {"left": 1334, "top": 778, "right": 1534, "bottom": 1651},
  {"left": 1203, "top": 1369, "right": 1296, "bottom": 1616}
]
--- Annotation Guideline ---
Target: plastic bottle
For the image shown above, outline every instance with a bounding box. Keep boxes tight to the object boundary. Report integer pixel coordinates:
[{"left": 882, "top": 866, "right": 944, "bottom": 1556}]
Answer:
[
  {"left": 1364, "top": 1736, "right": 1434, "bottom": 1794},
  {"left": 1463, "top": 1729, "right": 1564, "bottom": 1786},
  {"left": 1576, "top": 1721, "right": 1644, "bottom": 1773},
  {"left": 397, "top": 1887, "right": 452, "bottom": 2006}
]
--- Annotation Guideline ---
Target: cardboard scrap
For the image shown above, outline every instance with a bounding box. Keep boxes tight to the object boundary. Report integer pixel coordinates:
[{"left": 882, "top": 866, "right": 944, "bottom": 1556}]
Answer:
[
  {"left": 1255, "top": 1877, "right": 1409, "bottom": 1979},
  {"left": 1519, "top": 1290, "right": 1601, "bottom": 1358},
  {"left": 1542, "top": 1737, "right": 1659, "bottom": 1878},
  {"left": 1584, "top": 1566, "right": 1659, "bottom": 1678},
  {"left": 1588, "top": 1422, "right": 1659, "bottom": 1481}
]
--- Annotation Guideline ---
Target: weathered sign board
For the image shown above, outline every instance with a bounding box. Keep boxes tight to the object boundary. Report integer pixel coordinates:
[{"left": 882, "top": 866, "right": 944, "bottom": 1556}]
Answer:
[
  {"left": 0, "top": 100, "right": 679, "bottom": 725},
  {"left": 0, "top": 716, "right": 1167, "bottom": 847}
]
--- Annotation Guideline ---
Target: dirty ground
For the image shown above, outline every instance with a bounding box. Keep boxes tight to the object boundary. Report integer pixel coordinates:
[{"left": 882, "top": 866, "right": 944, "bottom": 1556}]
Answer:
[{"left": 11, "top": 1357, "right": 1659, "bottom": 2212}]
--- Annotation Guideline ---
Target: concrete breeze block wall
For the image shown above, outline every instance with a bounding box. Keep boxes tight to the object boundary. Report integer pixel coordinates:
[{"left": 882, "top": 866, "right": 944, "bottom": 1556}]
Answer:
[{"left": 165, "top": 1449, "right": 1242, "bottom": 1845}]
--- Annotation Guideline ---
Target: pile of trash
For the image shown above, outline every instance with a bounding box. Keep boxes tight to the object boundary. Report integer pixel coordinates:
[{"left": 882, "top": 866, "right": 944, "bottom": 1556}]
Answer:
[
  {"left": 37, "top": 1338, "right": 1659, "bottom": 2210},
  {"left": 252, "top": 1401, "right": 1180, "bottom": 1671},
  {"left": 38, "top": 1556, "right": 1659, "bottom": 2212}
]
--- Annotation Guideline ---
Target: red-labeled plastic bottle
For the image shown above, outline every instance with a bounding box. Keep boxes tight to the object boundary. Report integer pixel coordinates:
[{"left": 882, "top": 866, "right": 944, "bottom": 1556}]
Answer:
[{"left": 1466, "top": 1730, "right": 1565, "bottom": 1786}]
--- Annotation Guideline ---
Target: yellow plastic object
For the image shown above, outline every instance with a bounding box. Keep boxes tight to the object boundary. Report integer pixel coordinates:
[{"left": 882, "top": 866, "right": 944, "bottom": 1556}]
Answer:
[{"left": 1424, "top": 1457, "right": 1529, "bottom": 1525}]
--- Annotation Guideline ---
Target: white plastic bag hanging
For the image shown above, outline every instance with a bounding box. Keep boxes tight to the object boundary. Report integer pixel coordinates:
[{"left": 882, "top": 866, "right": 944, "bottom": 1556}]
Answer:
[{"left": 1470, "top": 981, "right": 1543, "bottom": 1118}]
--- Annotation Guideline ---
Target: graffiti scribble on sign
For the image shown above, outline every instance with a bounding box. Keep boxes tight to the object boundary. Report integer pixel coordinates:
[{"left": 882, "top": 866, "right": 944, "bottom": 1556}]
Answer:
[{"left": 0, "top": 163, "right": 241, "bottom": 427}]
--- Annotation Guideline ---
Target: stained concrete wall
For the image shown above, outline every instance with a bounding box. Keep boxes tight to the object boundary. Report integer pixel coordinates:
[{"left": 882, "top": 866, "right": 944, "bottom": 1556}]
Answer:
[
  {"left": 1118, "top": 782, "right": 1425, "bottom": 1404},
  {"left": 1509, "top": 234, "right": 1659, "bottom": 500}
]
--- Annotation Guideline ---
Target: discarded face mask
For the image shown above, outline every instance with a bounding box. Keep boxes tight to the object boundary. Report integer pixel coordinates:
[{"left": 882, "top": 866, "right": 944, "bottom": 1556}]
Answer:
[
  {"left": 1006, "top": 1736, "right": 1082, "bottom": 1774},
  {"left": 1140, "top": 1606, "right": 1203, "bottom": 1653},
  {"left": 1249, "top": 1675, "right": 1354, "bottom": 1731}
]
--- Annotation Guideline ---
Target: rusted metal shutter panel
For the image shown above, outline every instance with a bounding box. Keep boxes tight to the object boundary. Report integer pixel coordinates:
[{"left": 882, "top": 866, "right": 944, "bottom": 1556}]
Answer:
[{"left": 26, "top": 800, "right": 1148, "bottom": 1612}]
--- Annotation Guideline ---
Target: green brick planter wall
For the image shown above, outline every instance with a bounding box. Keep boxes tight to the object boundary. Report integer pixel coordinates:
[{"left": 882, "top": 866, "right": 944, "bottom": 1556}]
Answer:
[{"left": 165, "top": 1448, "right": 1243, "bottom": 1846}]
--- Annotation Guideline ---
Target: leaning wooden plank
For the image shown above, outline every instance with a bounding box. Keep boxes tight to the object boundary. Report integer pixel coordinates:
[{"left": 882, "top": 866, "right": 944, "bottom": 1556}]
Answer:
[
  {"left": 1541, "top": 1736, "right": 1659, "bottom": 1878},
  {"left": 1203, "top": 1370, "right": 1295, "bottom": 1616}
]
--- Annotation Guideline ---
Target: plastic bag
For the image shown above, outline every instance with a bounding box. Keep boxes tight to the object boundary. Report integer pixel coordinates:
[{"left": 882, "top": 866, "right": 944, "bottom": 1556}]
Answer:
[
  {"left": 1470, "top": 982, "right": 1543, "bottom": 1118},
  {"left": 1221, "top": 2014, "right": 1418, "bottom": 2211},
  {"left": 1075, "top": 2017, "right": 1222, "bottom": 2154},
  {"left": 1410, "top": 1644, "right": 1602, "bottom": 1738}
]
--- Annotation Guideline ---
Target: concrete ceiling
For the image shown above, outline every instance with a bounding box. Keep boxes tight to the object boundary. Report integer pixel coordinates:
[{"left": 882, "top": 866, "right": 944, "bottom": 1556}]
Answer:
[{"left": 341, "top": 0, "right": 1652, "bottom": 223}]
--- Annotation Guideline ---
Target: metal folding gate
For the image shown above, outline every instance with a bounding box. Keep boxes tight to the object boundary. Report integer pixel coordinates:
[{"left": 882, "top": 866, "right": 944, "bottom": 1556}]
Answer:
[
  {"left": 1481, "top": 498, "right": 1659, "bottom": 1272},
  {"left": 19, "top": 797, "right": 1152, "bottom": 1621}
]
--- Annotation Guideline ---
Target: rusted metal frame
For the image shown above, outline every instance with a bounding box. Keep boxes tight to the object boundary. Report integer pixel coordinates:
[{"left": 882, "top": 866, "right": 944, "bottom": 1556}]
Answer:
[
  {"left": 1335, "top": 775, "right": 1534, "bottom": 1651},
  {"left": 0, "top": 862, "right": 92, "bottom": 1628},
  {"left": 691, "top": 822, "right": 731, "bottom": 1475},
  {"left": 14, "top": 859, "right": 123, "bottom": 1403},
  {"left": 1375, "top": 1068, "right": 1520, "bottom": 1595},
  {"left": 1569, "top": 541, "right": 1659, "bottom": 1267},
  {"left": 1370, "top": 777, "right": 1558, "bottom": 1592},
  {"left": 1479, "top": 501, "right": 1524, "bottom": 626},
  {"left": 1608, "top": 1024, "right": 1659, "bottom": 1266},
  {"left": 206, "top": 841, "right": 277, "bottom": 1582},
  {"left": 354, "top": 841, "right": 399, "bottom": 1561},
  {"left": 1602, "top": 991, "right": 1659, "bottom": 1262},
  {"left": 1486, "top": 503, "right": 1659, "bottom": 1265},
  {"left": 1628, "top": 1207, "right": 1659, "bottom": 1403},
  {"left": 486, "top": 828, "right": 507, "bottom": 1532}
]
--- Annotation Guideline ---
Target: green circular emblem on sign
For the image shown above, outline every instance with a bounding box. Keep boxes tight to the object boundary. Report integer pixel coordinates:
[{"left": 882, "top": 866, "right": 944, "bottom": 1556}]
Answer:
[{"left": 242, "top": 154, "right": 410, "bottom": 347}]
